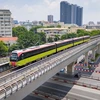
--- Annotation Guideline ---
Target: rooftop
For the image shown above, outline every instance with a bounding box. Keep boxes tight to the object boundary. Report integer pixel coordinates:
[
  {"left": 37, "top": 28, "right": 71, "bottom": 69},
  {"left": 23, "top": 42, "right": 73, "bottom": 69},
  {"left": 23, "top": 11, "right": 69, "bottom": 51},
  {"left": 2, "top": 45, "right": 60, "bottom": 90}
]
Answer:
[{"left": 0, "top": 37, "right": 18, "bottom": 42}]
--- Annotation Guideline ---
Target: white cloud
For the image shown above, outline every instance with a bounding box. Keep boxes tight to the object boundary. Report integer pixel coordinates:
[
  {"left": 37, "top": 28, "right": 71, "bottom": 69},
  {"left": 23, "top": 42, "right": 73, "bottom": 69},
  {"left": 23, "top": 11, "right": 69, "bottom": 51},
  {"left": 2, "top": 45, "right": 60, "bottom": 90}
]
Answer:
[
  {"left": 44, "top": 0, "right": 59, "bottom": 9},
  {"left": 0, "top": 0, "right": 100, "bottom": 24},
  {"left": 91, "top": 0, "right": 99, "bottom": 3},
  {"left": 23, "top": 4, "right": 35, "bottom": 13},
  {"left": 83, "top": 1, "right": 89, "bottom": 6},
  {"left": 44, "top": 0, "right": 50, "bottom": 5}
]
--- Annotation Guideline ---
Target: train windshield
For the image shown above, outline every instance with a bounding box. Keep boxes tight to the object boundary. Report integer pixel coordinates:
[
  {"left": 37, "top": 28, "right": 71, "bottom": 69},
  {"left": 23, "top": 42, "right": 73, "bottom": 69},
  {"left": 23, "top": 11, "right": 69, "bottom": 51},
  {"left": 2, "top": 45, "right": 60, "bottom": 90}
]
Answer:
[{"left": 10, "top": 53, "right": 18, "bottom": 61}]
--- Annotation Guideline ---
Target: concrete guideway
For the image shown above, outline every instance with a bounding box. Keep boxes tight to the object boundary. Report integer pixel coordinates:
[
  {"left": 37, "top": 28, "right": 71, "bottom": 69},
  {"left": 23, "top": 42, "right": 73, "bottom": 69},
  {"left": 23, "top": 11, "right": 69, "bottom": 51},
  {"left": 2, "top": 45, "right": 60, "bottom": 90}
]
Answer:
[{"left": 0, "top": 39, "right": 100, "bottom": 100}]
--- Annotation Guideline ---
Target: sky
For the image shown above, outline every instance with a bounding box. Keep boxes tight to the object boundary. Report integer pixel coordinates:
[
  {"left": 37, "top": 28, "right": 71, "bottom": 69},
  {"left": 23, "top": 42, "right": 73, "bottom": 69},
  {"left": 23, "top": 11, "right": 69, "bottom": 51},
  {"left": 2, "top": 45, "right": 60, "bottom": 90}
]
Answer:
[{"left": 0, "top": 0, "right": 100, "bottom": 24}]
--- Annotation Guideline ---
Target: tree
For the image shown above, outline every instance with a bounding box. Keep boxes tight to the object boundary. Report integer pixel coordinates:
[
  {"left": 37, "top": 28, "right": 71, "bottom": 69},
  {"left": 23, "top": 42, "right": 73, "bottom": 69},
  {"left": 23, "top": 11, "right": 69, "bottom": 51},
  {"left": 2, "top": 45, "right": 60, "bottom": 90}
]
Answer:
[
  {"left": 57, "top": 25, "right": 61, "bottom": 28},
  {"left": 77, "top": 29, "right": 91, "bottom": 37},
  {"left": 29, "top": 26, "right": 45, "bottom": 33},
  {"left": 9, "top": 44, "right": 19, "bottom": 52},
  {"left": 47, "top": 37, "right": 53, "bottom": 42},
  {"left": 37, "top": 32, "right": 46, "bottom": 44},
  {"left": 67, "top": 33, "right": 77, "bottom": 38},
  {"left": 90, "top": 30, "right": 100, "bottom": 36},
  {"left": 17, "top": 32, "right": 35, "bottom": 49},
  {"left": 54, "top": 35, "right": 60, "bottom": 41},
  {"left": 17, "top": 31, "right": 46, "bottom": 48},
  {"left": 0, "top": 41, "right": 8, "bottom": 56},
  {"left": 77, "top": 29, "right": 85, "bottom": 37},
  {"left": 69, "top": 33, "right": 77, "bottom": 38},
  {"left": 47, "top": 26, "right": 55, "bottom": 28},
  {"left": 61, "top": 34, "right": 68, "bottom": 40},
  {"left": 12, "top": 26, "right": 28, "bottom": 37}
]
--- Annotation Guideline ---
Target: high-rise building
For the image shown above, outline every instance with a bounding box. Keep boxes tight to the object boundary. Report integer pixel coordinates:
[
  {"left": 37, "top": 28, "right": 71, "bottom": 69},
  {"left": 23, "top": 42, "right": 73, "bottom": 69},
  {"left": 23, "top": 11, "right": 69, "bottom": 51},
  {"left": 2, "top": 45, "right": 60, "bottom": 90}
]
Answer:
[
  {"left": 0, "top": 9, "right": 12, "bottom": 37},
  {"left": 76, "top": 6, "right": 83, "bottom": 26},
  {"left": 48, "top": 15, "right": 53, "bottom": 23},
  {"left": 60, "top": 1, "right": 83, "bottom": 26},
  {"left": 97, "top": 22, "right": 100, "bottom": 25}
]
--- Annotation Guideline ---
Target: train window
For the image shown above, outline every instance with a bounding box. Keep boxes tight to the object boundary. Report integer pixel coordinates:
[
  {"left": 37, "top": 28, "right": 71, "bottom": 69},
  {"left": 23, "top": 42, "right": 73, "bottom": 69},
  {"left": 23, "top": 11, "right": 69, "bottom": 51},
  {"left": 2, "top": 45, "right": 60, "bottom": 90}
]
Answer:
[
  {"left": 18, "top": 53, "right": 24, "bottom": 60},
  {"left": 57, "top": 41, "right": 72, "bottom": 47},
  {"left": 10, "top": 53, "right": 18, "bottom": 61},
  {"left": 22, "top": 44, "right": 56, "bottom": 59},
  {"left": 22, "top": 54, "right": 24, "bottom": 59}
]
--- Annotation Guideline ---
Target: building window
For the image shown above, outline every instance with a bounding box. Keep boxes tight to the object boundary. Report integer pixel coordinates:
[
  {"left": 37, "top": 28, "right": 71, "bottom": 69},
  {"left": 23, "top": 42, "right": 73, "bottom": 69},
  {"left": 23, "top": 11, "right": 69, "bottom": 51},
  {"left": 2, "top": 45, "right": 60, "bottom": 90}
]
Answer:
[
  {"left": 2, "top": 34, "right": 4, "bottom": 36},
  {"left": 4, "top": 14, "right": 10, "bottom": 16},
  {"left": 0, "top": 18, "right": 3, "bottom": 19}
]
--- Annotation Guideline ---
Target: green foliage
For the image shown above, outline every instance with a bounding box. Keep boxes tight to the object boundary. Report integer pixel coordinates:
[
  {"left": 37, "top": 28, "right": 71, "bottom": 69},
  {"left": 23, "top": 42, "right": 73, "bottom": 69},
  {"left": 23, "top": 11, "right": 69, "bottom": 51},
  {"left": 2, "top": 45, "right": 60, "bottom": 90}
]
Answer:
[
  {"left": 17, "top": 31, "right": 46, "bottom": 49},
  {"left": 9, "top": 44, "right": 19, "bottom": 52},
  {"left": 96, "top": 53, "right": 99, "bottom": 58},
  {"left": 12, "top": 26, "right": 28, "bottom": 37},
  {"left": 47, "top": 26, "right": 55, "bottom": 28},
  {"left": 68, "top": 27, "right": 71, "bottom": 29},
  {"left": 61, "top": 34, "right": 68, "bottom": 40},
  {"left": 56, "top": 25, "right": 61, "bottom": 28},
  {"left": 90, "top": 30, "right": 100, "bottom": 36},
  {"left": 29, "top": 26, "right": 45, "bottom": 33},
  {"left": 77, "top": 29, "right": 100, "bottom": 37},
  {"left": 77, "top": 29, "right": 85, "bottom": 37},
  {"left": 67, "top": 33, "right": 77, "bottom": 38},
  {"left": 77, "top": 29, "right": 90, "bottom": 37},
  {"left": 17, "top": 32, "right": 35, "bottom": 49},
  {"left": 47, "top": 37, "right": 53, "bottom": 42},
  {"left": 0, "top": 41, "right": 8, "bottom": 56},
  {"left": 54, "top": 35, "right": 60, "bottom": 41},
  {"left": 11, "top": 26, "right": 46, "bottom": 50}
]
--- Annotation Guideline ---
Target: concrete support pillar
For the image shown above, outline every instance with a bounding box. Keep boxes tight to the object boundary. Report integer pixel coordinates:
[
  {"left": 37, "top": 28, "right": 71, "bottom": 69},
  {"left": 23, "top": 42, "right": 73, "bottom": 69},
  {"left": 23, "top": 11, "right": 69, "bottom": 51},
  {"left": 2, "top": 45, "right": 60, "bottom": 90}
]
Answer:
[
  {"left": 92, "top": 48, "right": 95, "bottom": 60},
  {"left": 84, "top": 52, "right": 88, "bottom": 67},
  {"left": 97, "top": 45, "right": 100, "bottom": 54},
  {"left": 66, "top": 62, "right": 75, "bottom": 75},
  {"left": 77, "top": 55, "right": 84, "bottom": 63}
]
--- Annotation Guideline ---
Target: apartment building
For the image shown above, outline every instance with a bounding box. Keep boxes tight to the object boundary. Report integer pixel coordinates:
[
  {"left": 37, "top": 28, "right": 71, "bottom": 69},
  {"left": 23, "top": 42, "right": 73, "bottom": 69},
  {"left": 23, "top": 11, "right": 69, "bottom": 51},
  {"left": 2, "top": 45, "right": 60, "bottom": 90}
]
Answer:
[
  {"left": 0, "top": 9, "right": 12, "bottom": 37},
  {"left": 37, "top": 26, "right": 84, "bottom": 38}
]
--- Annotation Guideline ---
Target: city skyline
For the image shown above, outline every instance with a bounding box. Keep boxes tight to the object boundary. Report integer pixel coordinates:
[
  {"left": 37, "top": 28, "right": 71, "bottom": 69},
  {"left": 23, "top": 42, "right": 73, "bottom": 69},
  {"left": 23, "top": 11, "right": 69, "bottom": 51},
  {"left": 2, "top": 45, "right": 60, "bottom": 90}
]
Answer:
[
  {"left": 0, "top": 0, "right": 99, "bottom": 24},
  {"left": 60, "top": 1, "right": 83, "bottom": 26}
]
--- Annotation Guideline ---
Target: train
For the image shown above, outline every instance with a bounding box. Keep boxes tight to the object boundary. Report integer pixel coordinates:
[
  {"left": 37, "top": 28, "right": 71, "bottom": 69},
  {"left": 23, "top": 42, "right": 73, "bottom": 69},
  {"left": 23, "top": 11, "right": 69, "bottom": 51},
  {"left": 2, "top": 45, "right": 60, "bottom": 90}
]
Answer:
[{"left": 9, "top": 36, "right": 90, "bottom": 67}]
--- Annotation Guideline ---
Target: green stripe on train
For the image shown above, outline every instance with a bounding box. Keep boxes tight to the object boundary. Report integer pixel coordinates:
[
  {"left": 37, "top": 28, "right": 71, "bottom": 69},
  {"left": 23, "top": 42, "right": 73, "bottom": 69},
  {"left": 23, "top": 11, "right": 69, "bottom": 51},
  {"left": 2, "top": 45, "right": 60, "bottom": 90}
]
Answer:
[
  {"left": 57, "top": 39, "right": 90, "bottom": 52},
  {"left": 16, "top": 38, "right": 90, "bottom": 67},
  {"left": 17, "top": 42, "right": 74, "bottom": 66},
  {"left": 57, "top": 43, "right": 73, "bottom": 52},
  {"left": 17, "top": 49, "right": 56, "bottom": 66}
]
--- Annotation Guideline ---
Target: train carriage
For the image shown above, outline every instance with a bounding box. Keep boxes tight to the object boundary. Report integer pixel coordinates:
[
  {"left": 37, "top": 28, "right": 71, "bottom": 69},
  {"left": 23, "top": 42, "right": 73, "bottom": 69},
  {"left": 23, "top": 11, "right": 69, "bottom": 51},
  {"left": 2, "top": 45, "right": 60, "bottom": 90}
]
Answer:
[{"left": 10, "top": 36, "right": 90, "bottom": 67}]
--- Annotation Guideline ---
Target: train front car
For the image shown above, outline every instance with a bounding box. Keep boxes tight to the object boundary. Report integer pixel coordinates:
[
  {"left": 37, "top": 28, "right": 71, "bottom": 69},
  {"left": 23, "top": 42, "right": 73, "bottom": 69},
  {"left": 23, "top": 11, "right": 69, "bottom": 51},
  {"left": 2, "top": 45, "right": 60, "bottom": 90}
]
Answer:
[
  {"left": 9, "top": 53, "right": 18, "bottom": 67},
  {"left": 9, "top": 50, "right": 21, "bottom": 67}
]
